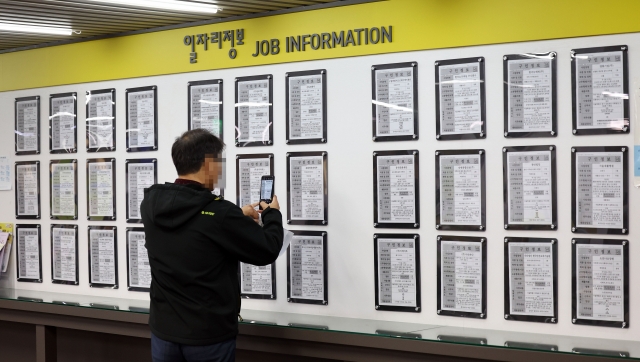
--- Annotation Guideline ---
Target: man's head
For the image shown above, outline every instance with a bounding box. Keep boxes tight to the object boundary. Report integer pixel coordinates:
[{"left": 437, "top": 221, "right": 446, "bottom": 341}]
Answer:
[{"left": 171, "top": 129, "right": 225, "bottom": 190}]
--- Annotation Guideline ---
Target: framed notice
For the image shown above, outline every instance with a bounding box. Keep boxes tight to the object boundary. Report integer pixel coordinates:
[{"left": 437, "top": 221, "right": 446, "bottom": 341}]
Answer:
[
  {"left": 235, "top": 75, "right": 273, "bottom": 147},
  {"left": 51, "top": 224, "right": 79, "bottom": 285},
  {"left": 88, "top": 226, "right": 118, "bottom": 288},
  {"left": 571, "top": 45, "right": 629, "bottom": 135},
  {"left": 503, "top": 52, "right": 557, "bottom": 138},
  {"left": 126, "top": 159, "right": 157, "bottom": 223},
  {"left": 435, "top": 57, "right": 486, "bottom": 140},
  {"left": 572, "top": 238, "right": 629, "bottom": 328},
  {"left": 435, "top": 149, "right": 486, "bottom": 231},
  {"left": 373, "top": 150, "right": 420, "bottom": 229},
  {"left": 127, "top": 227, "right": 151, "bottom": 292},
  {"left": 286, "top": 151, "right": 328, "bottom": 225},
  {"left": 437, "top": 235, "right": 486, "bottom": 319},
  {"left": 87, "top": 158, "right": 116, "bottom": 221},
  {"left": 239, "top": 262, "right": 276, "bottom": 299},
  {"left": 15, "top": 224, "right": 42, "bottom": 283},
  {"left": 235, "top": 154, "right": 273, "bottom": 206},
  {"left": 571, "top": 147, "right": 628, "bottom": 235},
  {"left": 49, "top": 159, "right": 78, "bottom": 220},
  {"left": 86, "top": 88, "right": 116, "bottom": 152},
  {"left": 126, "top": 86, "right": 158, "bottom": 152},
  {"left": 49, "top": 92, "right": 77, "bottom": 154},
  {"left": 15, "top": 96, "right": 40, "bottom": 155},
  {"left": 371, "top": 62, "right": 418, "bottom": 142},
  {"left": 504, "top": 237, "right": 558, "bottom": 323},
  {"left": 286, "top": 69, "right": 327, "bottom": 144},
  {"left": 287, "top": 230, "right": 328, "bottom": 305},
  {"left": 188, "top": 79, "right": 223, "bottom": 139},
  {"left": 374, "top": 234, "right": 421, "bottom": 312},
  {"left": 502, "top": 146, "right": 557, "bottom": 230},
  {"left": 15, "top": 161, "right": 41, "bottom": 219}
]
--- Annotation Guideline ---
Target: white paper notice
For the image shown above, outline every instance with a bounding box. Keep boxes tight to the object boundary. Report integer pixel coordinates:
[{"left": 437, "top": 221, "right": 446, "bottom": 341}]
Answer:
[
  {"left": 576, "top": 152, "right": 624, "bottom": 229},
  {"left": 128, "top": 231, "right": 151, "bottom": 289},
  {"left": 508, "top": 242, "right": 554, "bottom": 316},
  {"left": 237, "top": 80, "right": 270, "bottom": 142},
  {"left": 51, "top": 163, "right": 75, "bottom": 217},
  {"left": 440, "top": 240, "right": 482, "bottom": 313},
  {"left": 507, "top": 58, "right": 553, "bottom": 132},
  {"left": 507, "top": 151, "right": 553, "bottom": 225},
  {"left": 576, "top": 244, "right": 624, "bottom": 321},
  {"left": 88, "top": 161, "right": 114, "bottom": 217},
  {"left": 289, "top": 74, "right": 324, "bottom": 140},
  {"left": 17, "top": 228, "right": 40, "bottom": 280},
  {"left": 51, "top": 96, "right": 75, "bottom": 151},
  {"left": 90, "top": 229, "right": 116, "bottom": 285},
  {"left": 0, "top": 156, "right": 11, "bottom": 190},
  {"left": 375, "top": 68, "right": 414, "bottom": 136},
  {"left": 16, "top": 99, "right": 39, "bottom": 152},
  {"left": 439, "top": 154, "right": 482, "bottom": 225},
  {"left": 377, "top": 239, "right": 417, "bottom": 307},
  {"left": 87, "top": 92, "right": 114, "bottom": 149},
  {"left": 290, "top": 156, "right": 324, "bottom": 221},
  {"left": 190, "top": 84, "right": 221, "bottom": 137},
  {"left": 238, "top": 158, "right": 270, "bottom": 206},
  {"left": 16, "top": 164, "right": 39, "bottom": 216},
  {"left": 127, "top": 162, "right": 155, "bottom": 220},
  {"left": 439, "top": 63, "right": 482, "bottom": 135},
  {"left": 376, "top": 155, "right": 416, "bottom": 223},
  {"left": 240, "top": 262, "right": 273, "bottom": 295},
  {"left": 128, "top": 90, "right": 155, "bottom": 148},
  {"left": 52, "top": 227, "right": 77, "bottom": 282},
  {"left": 289, "top": 235, "right": 324, "bottom": 301}
]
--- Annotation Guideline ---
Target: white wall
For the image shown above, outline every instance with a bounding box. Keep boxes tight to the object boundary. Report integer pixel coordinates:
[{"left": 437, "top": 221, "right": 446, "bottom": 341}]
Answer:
[{"left": 1, "top": 32, "right": 639, "bottom": 341}]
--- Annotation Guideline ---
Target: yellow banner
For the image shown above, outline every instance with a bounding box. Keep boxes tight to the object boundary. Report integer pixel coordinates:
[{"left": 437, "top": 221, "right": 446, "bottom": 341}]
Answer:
[{"left": 1, "top": 0, "right": 640, "bottom": 91}]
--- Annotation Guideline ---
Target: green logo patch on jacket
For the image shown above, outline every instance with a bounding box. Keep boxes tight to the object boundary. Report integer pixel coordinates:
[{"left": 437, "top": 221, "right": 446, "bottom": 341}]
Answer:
[{"left": 201, "top": 211, "right": 215, "bottom": 216}]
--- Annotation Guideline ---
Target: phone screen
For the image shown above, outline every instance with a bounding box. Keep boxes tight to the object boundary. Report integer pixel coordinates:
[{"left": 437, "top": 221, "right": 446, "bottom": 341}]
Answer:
[{"left": 260, "top": 179, "right": 274, "bottom": 201}]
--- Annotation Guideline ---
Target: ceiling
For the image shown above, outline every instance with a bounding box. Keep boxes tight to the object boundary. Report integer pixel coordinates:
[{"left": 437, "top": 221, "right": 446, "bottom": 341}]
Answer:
[{"left": 0, "top": 0, "right": 354, "bottom": 52}]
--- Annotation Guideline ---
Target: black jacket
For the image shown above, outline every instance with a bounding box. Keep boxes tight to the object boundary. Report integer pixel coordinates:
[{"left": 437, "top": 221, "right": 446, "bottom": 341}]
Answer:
[{"left": 140, "top": 182, "right": 283, "bottom": 345}]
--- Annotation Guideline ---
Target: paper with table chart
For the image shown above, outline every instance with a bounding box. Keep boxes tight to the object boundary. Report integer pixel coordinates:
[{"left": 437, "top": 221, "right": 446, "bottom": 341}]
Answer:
[
  {"left": 288, "top": 74, "right": 324, "bottom": 140},
  {"left": 438, "top": 62, "right": 482, "bottom": 135},
  {"left": 439, "top": 154, "right": 482, "bottom": 225},
  {"left": 127, "top": 162, "right": 155, "bottom": 220},
  {"left": 50, "top": 95, "right": 76, "bottom": 151},
  {"left": 377, "top": 239, "right": 417, "bottom": 307},
  {"left": 575, "top": 51, "right": 626, "bottom": 130},
  {"left": 128, "top": 231, "right": 151, "bottom": 289},
  {"left": 0, "top": 156, "right": 10, "bottom": 191},
  {"left": 190, "top": 84, "right": 222, "bottom": 138},
  {"left": 289, "top": 156, "right": 324, "bottom": 221},
  {"left": 16, "top": 163, "right": 39, "bottom": 217},
  {"left": 52, "top": 227, "right": 77, "bottom": 283},
  {"left": 507, "top": 58, "right": 553, "bottom": 133},
  {"left": 127, "top": 90, "right": 156, "bottom": 148},
  {"left": 87, "top": 92, "right": 114, "bottom": 150},
  {"left": 376, "top": 155, "right": 416, "bottom": 224},
  {"left": 508, "top": 242, "right": 554, "bottom": 316},
  {"left": 88, "top": 161, "right": 114, "bottom": 218},
  {"left": 575, "top": 152, "right": 624, "bottom": 229},
  {"left": 237, "top": 157, "right": 270, "bottom": 206},
  {"left": 17, "top": 227, "right": 40, "bottom": 280},
  {"left": 240, "top": 262, "right": 273, "bottom": 295},
  {"left": 15, "top": 99, "right": 38, "bottom": 153},
  {"left": 576, "top": 244, "right": 624, "bottom": 322},
  {"left": 374, "top": 67, "right": 415, "bottom": 137},
  {"left": 89, "top": 229, "right": 116, "bottom": 285},
  {"left": 289, "top": 235, "right": 324, "bottom": 301},
  {"left": 440, "top": 240, "right": 482, "bottom": 313},
  {"left": 51, "top": 163, "right": 76, "bottom": 217},
  {"left": 506, "top": 151, "right": 553, "bottom": 225},
  {"left": 237, "top": 79, "right": 270, "bottom": 143}
]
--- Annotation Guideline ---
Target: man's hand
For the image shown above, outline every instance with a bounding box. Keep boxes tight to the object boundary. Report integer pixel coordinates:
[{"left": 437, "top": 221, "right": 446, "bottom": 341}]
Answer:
[
  {"left": 260, "top": 195, "right": 280, "bottom": 211},
  {"left": 241, "top": 202, "right": 260, "bottom": 223}
]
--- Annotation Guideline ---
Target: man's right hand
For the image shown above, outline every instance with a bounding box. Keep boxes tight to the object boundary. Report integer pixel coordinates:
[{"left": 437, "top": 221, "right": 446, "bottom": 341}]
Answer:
[{"left": 260, "top": 195, "right": 280, "bottom": 211}]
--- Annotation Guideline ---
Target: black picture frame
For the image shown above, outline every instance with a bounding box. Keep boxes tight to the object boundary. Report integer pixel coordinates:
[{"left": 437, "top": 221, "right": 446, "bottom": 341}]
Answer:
[
  {"left": 88, "top": 225, "right": 119, "bottom": 289},
  {"left": 373, "top": 233, "right": 421, "bottom": 312},
  {"left": 239, "top": 262, "right": 276, "bottom": 300},
  {"left": 571, "top": 348, "right": 630, "bottom": 357},
  {"left": 125, "top": 158, "right": 157, "bottom": 223},
  {"left": 571, "top": 238, "right": 629, "bottom": 328},
  {"left": 86, "top": 88, "right": 116, "bottom": 153},
  {"left": 503, "top": 52, "right": 557, "bottom": 138},
  {"left": 49, "top": 159, "right": 78, "bottom": 221},
  {"left": 437, "top": 235, "right": 487, "bottom": 319},
  {"left": 15, "top": 224, "right": 42, "bottom": 283},
  {"left": 373, "top": 150, "right": 420, "bottom": 229},
  {"left": 188, "top": 79, "right": 224, "bottom": 141},
  {"left": 286, "top": 151, "right": 328, "bottom": 226},
  {"left": 370, "top": 62, "right": 419, "bottom": 142},
  {"left": 571, "top": 146, "right": 628, "bottom": 235},
  {"left": 571, "top": 45, "right": 629, "bottom": 135},
  {"left": 286, "top": 69, "right": 328, "bottom": 145},
  {"left": 503, "top": 237, "right": 558, "bottom": 324},
  {"left": 502, "top": 146, "right": 557, "bottom": 230},
  {"left": 287, "top": 230, "right": 328, "bottom": 305},
  {"left": 235, "top": 74, "right": 273, "bottom": 147},
  {"left": 435, "top": 149, "right": 486, "bottom": 231},
  {"left": 126, "top": 227, "right": 150, "bottom": 292},
  {"left": 125, "top": 86, "right": 158, "bottom": 152},
  {"left": 15, "top": 96, "right": 40, "bottom": 156},
  {"left": 15, "top": 160, "right": 41, "bottom": 220},
  {"left": 86, "top": 158, "right": 116, "bottom": 221},
  {"left": 435, "top": 57, "right": 486, "bottom": 140},
  {"left": 504, "top": 341, "right": 558, "bottom": 351},
  {"left": 49, "top": 92, "right": 77, "bottom": 154},
  {"left": 50, "top": 224, "right": 79, "bottom": 285},
  {"left": 235, "top": 153, "right": 274, "bottom": 206}
]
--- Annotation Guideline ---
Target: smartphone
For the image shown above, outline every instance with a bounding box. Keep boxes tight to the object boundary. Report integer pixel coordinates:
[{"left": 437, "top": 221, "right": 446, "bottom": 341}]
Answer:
[{"left": 259, "top": 175, "right": 275, "bottom": 206}]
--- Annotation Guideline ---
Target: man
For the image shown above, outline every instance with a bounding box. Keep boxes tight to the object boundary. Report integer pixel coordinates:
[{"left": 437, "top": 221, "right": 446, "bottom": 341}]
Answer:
[{"left": 141, "top": 129, "right": 283, "bottom": 362}]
